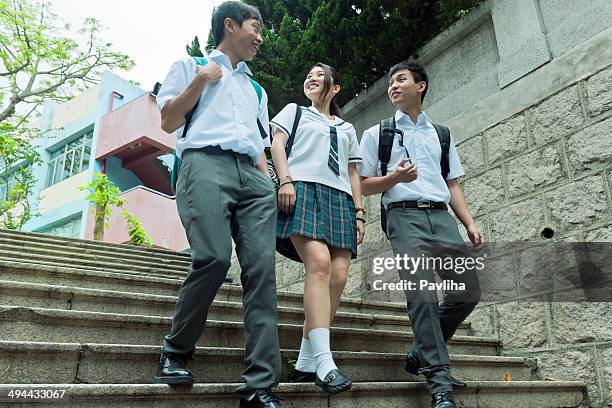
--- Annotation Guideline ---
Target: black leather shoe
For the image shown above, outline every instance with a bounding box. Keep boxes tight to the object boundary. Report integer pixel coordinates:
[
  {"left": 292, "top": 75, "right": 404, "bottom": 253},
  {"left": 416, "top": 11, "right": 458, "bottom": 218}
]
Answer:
[
  {"left": 405, "top": 352, "right": 467, "bottom": 390},
  {"left": 153, "top": 355, "right": 193, "bottom": 385},
  {"left": 314, "top": 369, "right": 352, "bottom": 395},
  {"left": 431, "top": 391, "right": 456, "bottom": 408},
  {"left": 291, "top": 369, "right": 316, "bottom": 383},
  {"left": 239, "top": 389, "right": 282, "bottom": 408}
]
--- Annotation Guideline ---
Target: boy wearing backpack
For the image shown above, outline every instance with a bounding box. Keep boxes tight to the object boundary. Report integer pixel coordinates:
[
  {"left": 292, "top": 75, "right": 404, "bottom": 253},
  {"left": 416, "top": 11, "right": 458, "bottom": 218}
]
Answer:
[
  {"left": 153, "top": 2, "right": 281, "bottom": 407},
  {"left": 358, "top": 62, "right": 484, "bottom": 408}
]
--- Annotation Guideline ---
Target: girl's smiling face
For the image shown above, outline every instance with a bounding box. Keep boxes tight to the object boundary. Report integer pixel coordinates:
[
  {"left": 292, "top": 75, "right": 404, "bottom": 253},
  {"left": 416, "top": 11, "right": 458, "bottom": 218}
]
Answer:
[{"left": 304, "top": 66, "right": 339, "bottom": 104}]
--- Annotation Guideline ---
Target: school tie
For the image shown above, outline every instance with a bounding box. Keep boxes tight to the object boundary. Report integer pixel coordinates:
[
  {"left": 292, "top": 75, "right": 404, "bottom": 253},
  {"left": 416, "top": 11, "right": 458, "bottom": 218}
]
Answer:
[{"left": 328, "top": 126, "right": 340, "bottom": 176}]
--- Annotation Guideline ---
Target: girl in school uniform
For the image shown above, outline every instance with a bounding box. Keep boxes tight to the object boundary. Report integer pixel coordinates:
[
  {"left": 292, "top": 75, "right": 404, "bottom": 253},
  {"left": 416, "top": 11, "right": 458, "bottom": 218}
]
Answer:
[{"left": 270, "top": 63, "right": 365, "bottom": 395}]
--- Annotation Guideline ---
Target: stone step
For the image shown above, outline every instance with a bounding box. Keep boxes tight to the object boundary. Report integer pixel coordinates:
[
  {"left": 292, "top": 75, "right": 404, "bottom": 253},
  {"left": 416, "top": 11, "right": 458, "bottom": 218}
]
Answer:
[
  {"left": 0, "top": 248, "right": 188, "bottom": 279},
  {"left": 0, "top": 307, "right": 500, "bottom": 355},
  {"left": 0, "top": 341, "right": 536, "bottom": 384},
  {"left": 0, "top": 238, "right": 190, "bottom": 272},
  {"left": 0, "top": 260, "right": 409, "bottom": 316},
  {"left": 0, "top": 281, "right": 471, "bottom": 334},
  {"left": 0, "top": 229, "right": 189, "bottom": 261},
  {"left": 0, "top": 382, "right": 586, "bottom": 407}
]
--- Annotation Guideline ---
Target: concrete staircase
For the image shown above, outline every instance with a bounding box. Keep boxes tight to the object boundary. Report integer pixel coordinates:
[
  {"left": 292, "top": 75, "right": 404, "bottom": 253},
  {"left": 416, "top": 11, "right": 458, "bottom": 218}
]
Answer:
[{"left": 0, "top": 229, "right": 587, "bottom": 407}]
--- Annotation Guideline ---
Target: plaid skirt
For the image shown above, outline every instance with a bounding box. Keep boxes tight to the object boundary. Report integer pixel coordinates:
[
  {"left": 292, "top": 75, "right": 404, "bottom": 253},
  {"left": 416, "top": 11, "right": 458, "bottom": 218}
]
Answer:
[{"left": 277, "top": 181, "right": 357, "bottom": 259}]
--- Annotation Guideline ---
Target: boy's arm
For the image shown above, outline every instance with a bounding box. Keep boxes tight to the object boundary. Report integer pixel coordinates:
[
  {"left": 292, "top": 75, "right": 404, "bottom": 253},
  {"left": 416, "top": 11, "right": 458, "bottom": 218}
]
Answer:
[
  {"left": 160, "top": 62, "right": 222, "bottom": 133},
  {"left": 447, "top": 179, "right": 484, "bottom": 248},
  {"left": 360, "top": 159, "right": 417, "bottom": 196},
  {"left": 255, "top": 152, "right": 268, "bottom": 175}
]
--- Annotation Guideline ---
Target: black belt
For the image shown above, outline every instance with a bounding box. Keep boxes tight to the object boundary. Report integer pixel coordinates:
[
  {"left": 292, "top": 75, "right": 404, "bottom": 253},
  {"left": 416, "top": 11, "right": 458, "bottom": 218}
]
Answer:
[{"left": 387, "top": 200, "right": 448, "bottom": 211}]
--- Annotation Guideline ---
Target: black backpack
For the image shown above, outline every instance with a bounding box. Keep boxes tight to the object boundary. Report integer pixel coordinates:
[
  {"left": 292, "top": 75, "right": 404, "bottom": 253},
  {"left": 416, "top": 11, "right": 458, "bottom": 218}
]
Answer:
[
  {"left": 268, "top": 104, "right": 303, "bottom": 263},
  {"left": 378, "top": 116, "right": 451, "bottom": 235}
]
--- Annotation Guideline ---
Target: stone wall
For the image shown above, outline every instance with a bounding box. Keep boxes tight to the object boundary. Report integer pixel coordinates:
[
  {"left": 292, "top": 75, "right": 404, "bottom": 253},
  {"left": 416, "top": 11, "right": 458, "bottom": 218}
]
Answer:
[{"left": 271, "top": 0, "right": 612, "bottom": 405}]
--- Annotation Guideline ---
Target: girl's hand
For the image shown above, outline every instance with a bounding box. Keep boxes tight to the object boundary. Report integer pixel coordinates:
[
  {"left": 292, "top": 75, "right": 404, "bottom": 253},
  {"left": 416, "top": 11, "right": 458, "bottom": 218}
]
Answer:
[
  {"left": 357, "top": 218, "right": 365, "bottom": 244},
  {"left": 277, "top": 182, "right": 296, "bottom": 213}
]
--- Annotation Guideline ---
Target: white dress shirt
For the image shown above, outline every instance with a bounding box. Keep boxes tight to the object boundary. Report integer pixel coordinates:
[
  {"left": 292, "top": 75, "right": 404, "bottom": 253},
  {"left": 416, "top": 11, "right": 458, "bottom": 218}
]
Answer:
[
  {"left": 358, "top": 111, "right": 464, "bottom": 207},
  {"left": 271, "top": 104, "right": 362, "bottom": 195},
  {"left": 156, "top": 50, "right": 270, "bottom": 163}
]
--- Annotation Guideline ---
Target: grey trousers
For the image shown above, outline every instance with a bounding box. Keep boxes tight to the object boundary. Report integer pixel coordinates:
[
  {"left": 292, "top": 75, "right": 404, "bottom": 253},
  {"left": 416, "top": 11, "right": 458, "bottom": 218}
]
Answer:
[
  {"left": 162, "top": 146, "right": 281, "bottom": 395},
  {"left": 387, "top": 207, "right": 481, "bottom": 394}
]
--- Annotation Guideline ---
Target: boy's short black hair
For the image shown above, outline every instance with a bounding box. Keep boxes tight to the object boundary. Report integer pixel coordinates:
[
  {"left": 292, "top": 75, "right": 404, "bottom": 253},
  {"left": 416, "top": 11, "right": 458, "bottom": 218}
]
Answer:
[
  {"left": 388, "top": 62, "right": 429, "bottom": 102},
  {"left": 211, "top": 1, "right": 263, "bottom": 46}
]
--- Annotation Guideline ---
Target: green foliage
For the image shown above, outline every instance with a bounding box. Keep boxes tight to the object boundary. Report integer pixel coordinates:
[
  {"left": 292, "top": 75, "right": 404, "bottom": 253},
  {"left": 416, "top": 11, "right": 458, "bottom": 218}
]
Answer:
[
  {"left": 186, "top": 36, "right": 204, "bottom": 57},
  {"left": 0, "top": 0, "right": 135, "bottom": 125},
  {"left": 195, "top": 0, "right": 483, "bottom": 115},
  {"left": 79, "top": 173, "right": 125, "bottom": 240},
  {"left": 0, "top": 123, "right": 41, "bottom": 230},
  {"left": 121, "top": 210, "right": 153, "bottom": 247}
]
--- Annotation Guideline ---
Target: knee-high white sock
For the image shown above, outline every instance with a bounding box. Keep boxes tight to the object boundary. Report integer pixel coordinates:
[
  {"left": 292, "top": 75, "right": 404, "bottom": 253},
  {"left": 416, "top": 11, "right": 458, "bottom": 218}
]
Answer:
[
  {"left": 295, "top": 337, "right": 315, "bottom": 372},
  {"left": 308, "top": 328, "right": 338, "bottom": 381}
]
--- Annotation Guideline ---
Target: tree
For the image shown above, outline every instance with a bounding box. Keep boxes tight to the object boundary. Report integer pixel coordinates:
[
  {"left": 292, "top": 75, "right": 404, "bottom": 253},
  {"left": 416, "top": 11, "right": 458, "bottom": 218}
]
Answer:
[
  {"left": 121, "top": 210, "right": 153, "bottom": 247},
  {"left": 0, "top": 0, "right": 135, "bottom": 126},
  {"left": 0, "top": 123, "right": 39, "bottom": 230},
  {"left": 79, "top": 173, "right": 125, "bottom": 241},
  {"left": 186, "top": 35, "right": 204, "bottom": 57},
  {"left": 199, "top": 0, "right": 483, "bottom": 114}
]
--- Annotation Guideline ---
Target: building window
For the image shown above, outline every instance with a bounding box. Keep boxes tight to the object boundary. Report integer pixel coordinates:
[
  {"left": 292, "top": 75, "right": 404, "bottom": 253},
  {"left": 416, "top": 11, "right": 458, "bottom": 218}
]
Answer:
[
  {"left": 40, "top": 216, "right": 82, "bottom": 238},
  {"left": 45, "top": 130, "right": 93, "bottom": 188}
]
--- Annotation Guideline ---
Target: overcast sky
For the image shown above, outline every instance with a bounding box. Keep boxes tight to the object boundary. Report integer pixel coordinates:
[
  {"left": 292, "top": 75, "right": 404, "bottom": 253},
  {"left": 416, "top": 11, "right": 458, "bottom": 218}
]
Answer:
[{"left": 50, "top": 0, "right": 225, "bottom": 91}]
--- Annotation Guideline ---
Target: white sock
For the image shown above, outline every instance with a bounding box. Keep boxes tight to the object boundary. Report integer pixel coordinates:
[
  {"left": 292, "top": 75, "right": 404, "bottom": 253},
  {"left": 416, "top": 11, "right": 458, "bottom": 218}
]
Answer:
[
  {"left": 246, "top": 392, "right": 257, "bottom": 401},
  {"left": 308, "top": 328, "right": 338, "bottom": 381},
  {"left": 295, "top": 337, "right": 315, "bottom": 372}
]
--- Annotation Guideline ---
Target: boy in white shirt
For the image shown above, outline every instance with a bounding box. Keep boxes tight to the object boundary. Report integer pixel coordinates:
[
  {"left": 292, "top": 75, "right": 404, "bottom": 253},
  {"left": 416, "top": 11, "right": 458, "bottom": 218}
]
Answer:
[
  {"left": 359, "top": 62, "right": 484, "bottom": 408},
  {"left": 154, "top": 2, "right": 281, "bottom": 407}
]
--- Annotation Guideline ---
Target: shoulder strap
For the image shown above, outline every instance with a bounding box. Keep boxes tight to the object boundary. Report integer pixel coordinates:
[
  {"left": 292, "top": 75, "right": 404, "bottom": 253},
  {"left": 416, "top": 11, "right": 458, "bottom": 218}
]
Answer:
[
  {"left": 250, "top": 79, "right": 267, "bottom": 140},
  {"left": 181, "top": 57, "right": 209, "bottom": 139},
  {"left": 378, "top": 117, "right": 396, "bottom": 176},
  {"left": 432, "top": 123, "right": 451, "bottom": 180},
  {"left": 285, "top": 104, "right": 302, "bottom": 157},
  {"left": 249, "top": 78, "right": 263, "bottom": 104}
]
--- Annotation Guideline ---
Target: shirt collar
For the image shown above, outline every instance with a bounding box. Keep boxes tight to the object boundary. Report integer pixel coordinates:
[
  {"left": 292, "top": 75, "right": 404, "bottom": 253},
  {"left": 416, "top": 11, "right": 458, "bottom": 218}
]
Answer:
[
  {"left": 394, "top": 110, "right": 430, "bottom": 126},
  {"left": 306, "top": 106, "right": 342, "bottom": 123},
  {"left": 207, "top": 49, "right": 253, "bottom": 76}
]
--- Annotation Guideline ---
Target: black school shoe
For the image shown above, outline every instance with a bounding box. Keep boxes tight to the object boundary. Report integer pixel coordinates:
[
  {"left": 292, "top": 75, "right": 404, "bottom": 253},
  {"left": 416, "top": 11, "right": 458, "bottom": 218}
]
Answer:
[
  {"left": 314, "top": 369, "right": 352, "bottom": 395},
  {"left": 291, "top": 369, "right": 316, "bottom": 383},
  {"left": 431, "top": 391, "right": 456, "bottom": 408},
  {"left": 405, "top": 351, "right": 467, "bottom": 389},
  {"left": 239, "top": 389, "right": 282, "bottom": 408},
  {"left": 153, "top": 354, "right": 193, "bottom": 385}
]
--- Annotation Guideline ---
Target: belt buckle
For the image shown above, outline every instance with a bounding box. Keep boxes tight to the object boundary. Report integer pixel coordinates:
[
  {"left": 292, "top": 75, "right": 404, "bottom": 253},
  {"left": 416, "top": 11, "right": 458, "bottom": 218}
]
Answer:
[{"left": 417, "top": 200, "right": 431, "bottom": 209}]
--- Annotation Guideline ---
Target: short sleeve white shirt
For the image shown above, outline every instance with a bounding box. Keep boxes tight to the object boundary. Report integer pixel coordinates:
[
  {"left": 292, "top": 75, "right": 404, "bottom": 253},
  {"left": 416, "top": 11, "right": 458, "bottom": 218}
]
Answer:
[
  {"left": 156, "top": 50, "right": 270, "bottom": 164},
  {"left": 358, "top": 110, "right": 464, "bottom": 207},
  {"left": 271, "top": 104, "right": 362, "bottom": 195}
]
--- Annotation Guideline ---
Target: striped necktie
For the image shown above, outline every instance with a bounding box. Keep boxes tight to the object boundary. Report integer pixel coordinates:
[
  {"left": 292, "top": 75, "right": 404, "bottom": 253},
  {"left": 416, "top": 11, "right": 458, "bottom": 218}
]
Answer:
[{"left": 328, "top": 126, "right": 340, "bottom": 176}]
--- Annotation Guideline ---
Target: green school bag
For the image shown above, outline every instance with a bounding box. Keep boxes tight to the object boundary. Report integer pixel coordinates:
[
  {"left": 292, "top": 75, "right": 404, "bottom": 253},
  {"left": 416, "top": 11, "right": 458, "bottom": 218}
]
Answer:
[{"left": 170, "top": 56, "right": 266, "bottom": 194}]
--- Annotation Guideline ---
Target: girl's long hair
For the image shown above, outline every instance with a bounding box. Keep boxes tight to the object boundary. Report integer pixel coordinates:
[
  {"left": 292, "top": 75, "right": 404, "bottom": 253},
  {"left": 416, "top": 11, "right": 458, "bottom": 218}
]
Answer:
[{"left": 311, "top": 62, "right": 341, "bottom": 117}]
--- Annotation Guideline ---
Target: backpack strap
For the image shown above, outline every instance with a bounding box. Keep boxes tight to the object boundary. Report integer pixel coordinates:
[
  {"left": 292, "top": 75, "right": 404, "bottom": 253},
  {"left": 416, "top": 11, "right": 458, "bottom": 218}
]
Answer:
[
  {"left": 249, "top": 78, "right": 268, "bottom": 140},
  {"left": 181, "top": 57, "right": 209, "bottom": 139},
  {"left": 285, "top": 104, "right": 302, "bottom": 157},
  {"left": 378, "top": 117, "right": 396, "bottom": 176},
  {"left": 432, "top": 123, "right": 451, "bottom": 180}
]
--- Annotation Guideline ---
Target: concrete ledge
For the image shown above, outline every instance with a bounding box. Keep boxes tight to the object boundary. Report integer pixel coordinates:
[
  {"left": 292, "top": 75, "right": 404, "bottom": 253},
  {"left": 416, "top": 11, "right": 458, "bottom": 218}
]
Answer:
[
  {"left": 0, "top": 237, "right": 190, "bottom": 269},
  {"left": 0, "top": 306, "right": 500, "bottom": 355},
  {"left": 0, "top": 229, "right": 187, "bottom": 258},
  {"left": 0, "top": 260, "right": 409, "bottom": 315},
  {"left": 0, "top": 341, "right": 534, "bottom": 385},
  {"left": 0, "top": 381, "right": 586, "bottom": 407},
  {"left": 0, "top": 280, "right": 468, "bottom": 333}
]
